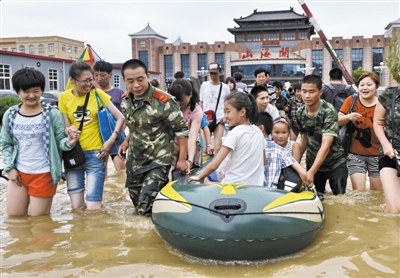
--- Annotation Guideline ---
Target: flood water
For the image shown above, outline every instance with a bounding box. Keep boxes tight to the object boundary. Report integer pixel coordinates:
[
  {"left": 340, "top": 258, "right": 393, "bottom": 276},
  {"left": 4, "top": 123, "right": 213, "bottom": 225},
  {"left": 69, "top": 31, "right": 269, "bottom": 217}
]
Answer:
[{"left": 1, "top": 160, "right": 399, "bottom": 277}]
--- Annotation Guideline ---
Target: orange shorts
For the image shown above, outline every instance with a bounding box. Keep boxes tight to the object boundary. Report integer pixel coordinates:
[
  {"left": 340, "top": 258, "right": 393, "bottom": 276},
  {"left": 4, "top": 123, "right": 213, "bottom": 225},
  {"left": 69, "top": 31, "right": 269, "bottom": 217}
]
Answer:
[{"left": 19, "top": 171, "right": 57, "bottom": 198}]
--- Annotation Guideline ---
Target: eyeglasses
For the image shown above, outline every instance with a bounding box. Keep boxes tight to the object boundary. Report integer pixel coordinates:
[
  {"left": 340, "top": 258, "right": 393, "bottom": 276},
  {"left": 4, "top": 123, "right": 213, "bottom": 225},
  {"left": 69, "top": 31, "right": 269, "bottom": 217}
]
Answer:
[{"left": 74, "top": 78, "right": 95, "bottom": 84}]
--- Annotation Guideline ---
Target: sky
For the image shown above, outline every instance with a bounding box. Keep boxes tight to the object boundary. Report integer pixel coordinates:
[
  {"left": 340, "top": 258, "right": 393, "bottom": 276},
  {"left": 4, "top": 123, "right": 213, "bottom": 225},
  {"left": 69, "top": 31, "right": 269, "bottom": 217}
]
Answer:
[{"left": 1, "top": 0, "right": 399, "bottom": 63}]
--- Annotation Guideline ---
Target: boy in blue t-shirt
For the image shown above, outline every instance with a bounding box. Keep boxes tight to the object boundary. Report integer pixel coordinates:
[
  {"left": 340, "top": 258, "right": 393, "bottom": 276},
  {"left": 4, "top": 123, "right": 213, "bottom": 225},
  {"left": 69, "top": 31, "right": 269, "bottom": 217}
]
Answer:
[{"left": 256, "top": 111, "right": 305, "bottom": 188}]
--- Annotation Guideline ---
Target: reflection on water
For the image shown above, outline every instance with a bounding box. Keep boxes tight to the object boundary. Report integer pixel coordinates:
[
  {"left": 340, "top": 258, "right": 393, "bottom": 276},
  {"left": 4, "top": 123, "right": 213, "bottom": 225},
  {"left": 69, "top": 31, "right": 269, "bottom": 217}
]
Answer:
[{"left": 1, "top": 162, "right": 399, "bottom": 277}]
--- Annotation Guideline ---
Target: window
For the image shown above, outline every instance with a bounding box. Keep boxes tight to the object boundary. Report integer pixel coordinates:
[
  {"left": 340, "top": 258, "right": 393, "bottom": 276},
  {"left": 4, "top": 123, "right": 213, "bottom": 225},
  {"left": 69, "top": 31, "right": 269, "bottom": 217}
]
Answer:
[
  {"left": 74, "top": 47, "right": 78, "bottom": 54},
  {"left": 49, "top": 55, "right": 55, "bottom": 58},
  {"left": 68, "top": 46, "right": 72, "bottom": 53},
  {"left": 332, "top": 49, "right": 343, "bottom": 69},
  {"left": 215, "top": 53, "right": 225, "bottom": 81},
  {"left": 352, "top": 49, "right": 363, "bottom": 71},
  {"left": 48, "top": 43, "right": 55, "bottom": 51},
  {"left": 236, "top": 34, "right": 245, "bottom": 42},
  {"left": 113, "top": 75, "right": 120, "bottom": 88},
  {"left": 312, "top": 50, "right": 323, "bottom": 76},
  {"left": 298, "top": 31, "right": 307, "bottom": 40},
  {"left": 282, "top": 32, "right": 296, "bottom": 40},
  {"left": 38, "top": 44, "right": 44, "bottom": 55},
  {"left": 139, "top": 51, "right": 149, "bottom": 69},
  {"left": 29, "top": 44, "right": 35, "bottom": 54},
  {"left": 0, "top": 64, "right": 12, "bottom": 90},
  {"left": 11, "top": 48, "right": 17, "bottom": 52},
  {"left": 181, "top": 54, "right": 190, "bottom": 78},
  {"left": 198, "top": 54, "right": 207, "bottom": 70},
  {"left": 48, "top": 69, "right": 58, "bottom": 91},
  {"left": 247, "top": 34, "right": 260, "bottom": 42},
  {"left": 264, "top": 33, "right": 279, "bottom": 41},
  {"left": 164, "top": 55, "right": 173, "bottom": 84},
  {"left": 372, "top": 48, "right": 384, "bottom": 68},
  {"left": 19, "top": 45, "right": 25, "bottom": 53},
  {"left": 62, "top": 44, "right": 66, "bottom": 52},
  {"left": 2, "top": 48, "right": 8, "bottom": 51}
]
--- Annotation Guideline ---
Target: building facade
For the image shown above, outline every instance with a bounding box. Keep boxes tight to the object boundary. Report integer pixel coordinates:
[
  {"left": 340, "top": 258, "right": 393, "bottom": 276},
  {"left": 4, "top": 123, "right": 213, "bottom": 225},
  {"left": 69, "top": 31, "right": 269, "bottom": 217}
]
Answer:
[
  {"left": 0, "top": 36, "right": 85, "bottom": 60},
  {"left": 129, "top": 8, "right": 399, "bottom": 89}
]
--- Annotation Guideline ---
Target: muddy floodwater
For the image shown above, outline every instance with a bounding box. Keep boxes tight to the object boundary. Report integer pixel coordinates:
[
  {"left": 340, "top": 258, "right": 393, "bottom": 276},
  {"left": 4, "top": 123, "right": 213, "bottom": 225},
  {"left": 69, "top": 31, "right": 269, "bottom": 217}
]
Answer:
[{"left": 1, "top": 160, "right": 399, "bottom": 277}]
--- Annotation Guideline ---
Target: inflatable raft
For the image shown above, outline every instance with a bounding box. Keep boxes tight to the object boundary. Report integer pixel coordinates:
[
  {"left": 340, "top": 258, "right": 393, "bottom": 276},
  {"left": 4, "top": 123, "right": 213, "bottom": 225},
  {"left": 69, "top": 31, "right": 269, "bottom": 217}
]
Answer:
[{"left": 151, "top": 164, "right": 325, "bottom": 261}]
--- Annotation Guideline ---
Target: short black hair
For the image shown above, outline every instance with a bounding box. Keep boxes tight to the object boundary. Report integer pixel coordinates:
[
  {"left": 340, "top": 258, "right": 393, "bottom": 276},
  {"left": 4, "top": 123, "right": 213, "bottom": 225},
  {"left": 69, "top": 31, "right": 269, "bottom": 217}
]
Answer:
[
  {"left": 250, "top": 85, "right": 268, "bottom": 99},
  {"left": 302, "top": 75, "right": 323, "bottom": 90},
  {"left": 272, "top": 81, "right": 283, "bottom": 90},
  {"left": 12, "top": 68, "right": 45, "bottom": 93},
  {"left": 257, "top": 111, "right": 273, "bottom": 136},
  {"left": 94, "top": 61, "right": 113, "bottom": 73},
  {"left": 174, "top": 71, "right": 185, "bottom": 79},
  {"left": 121, "top": 59, "right": 148, "bottom": 78},
  {"left": 329, "top": 68, "right": 343, "bottom": 81},
  {"left": 254, "top": 68, "right": 270, "bottom": 77},
  {"left": 233, "top": 72, "right": 243, "bottom": 81},
  {"left": 293, "top": 83, "right": 301, "bottom": 91}
]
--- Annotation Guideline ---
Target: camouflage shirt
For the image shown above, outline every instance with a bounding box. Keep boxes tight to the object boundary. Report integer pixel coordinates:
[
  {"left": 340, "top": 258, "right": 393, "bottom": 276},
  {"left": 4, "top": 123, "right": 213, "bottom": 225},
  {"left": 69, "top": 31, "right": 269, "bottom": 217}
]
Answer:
[
  {"left": 296, "top": 99, "right": 346, "bottom": 172},
  {"left": 378, "top": 86, "right": 400, "bottom": 156},
  {"left": 121, "top": 84, "right": 189, "bottom": 175}
]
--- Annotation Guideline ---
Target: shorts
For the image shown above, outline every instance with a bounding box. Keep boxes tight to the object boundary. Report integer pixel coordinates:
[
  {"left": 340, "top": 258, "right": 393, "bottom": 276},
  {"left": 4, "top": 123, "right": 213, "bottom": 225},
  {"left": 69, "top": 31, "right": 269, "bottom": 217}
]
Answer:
[
  {"left": 313, "top": 161, "right": 348, "bottom": 195},
  {"left": 290, "top": 123, "right": 299, "bottom": 136},
  {"left": 19, "top": 171, "right": 56, "bottom": 198},
  {"left": 65, "top": 150, "right": 106, "bottom": 202},
  {"left": 379, "top": 155, "right": 397, "bottom": 171},
  {"left": 347, "top": 153, "right": 380, "bottom": 178}
]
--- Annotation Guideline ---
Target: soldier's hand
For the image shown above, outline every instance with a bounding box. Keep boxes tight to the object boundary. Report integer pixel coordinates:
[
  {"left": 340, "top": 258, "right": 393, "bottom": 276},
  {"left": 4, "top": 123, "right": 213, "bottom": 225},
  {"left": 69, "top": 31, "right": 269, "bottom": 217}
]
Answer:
[
  {"left": 118, "top": 139, "right": 129, "bottom": 161},
  {"left": 176, "top": 159, "right": 188, "bottom": 174}
]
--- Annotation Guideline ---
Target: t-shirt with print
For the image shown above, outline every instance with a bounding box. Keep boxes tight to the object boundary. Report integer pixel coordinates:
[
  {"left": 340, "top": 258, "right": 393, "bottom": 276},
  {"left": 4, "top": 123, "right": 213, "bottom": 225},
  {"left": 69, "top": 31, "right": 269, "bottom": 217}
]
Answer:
[
  {"left": 222, "top": 125, "right": 265, "bottom": 185},
  {"left": 59, "top": 88, "right": 111, "bottom": 151},
  {"left": 200, "top": 81, "right": 230, "bottom": 123},
  {"left": 183, "top": 103, "right": 203, "bottom": 127},
  {"left": 297, "top": 99, "right": 345, "bottom": 172},
  {"left": 340, "top": 95, "right": 380, "bottom": 156},
  {"left": 13, "top": 112, "right": 50, "bottom": 173},
  {"left": 106, "top": 87, "right": 125, "bottom": 112}
]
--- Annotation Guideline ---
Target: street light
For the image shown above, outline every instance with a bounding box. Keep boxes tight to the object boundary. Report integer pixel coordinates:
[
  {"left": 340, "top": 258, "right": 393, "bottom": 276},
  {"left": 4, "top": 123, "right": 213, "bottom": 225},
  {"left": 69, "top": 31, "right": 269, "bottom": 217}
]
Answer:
[
  {"left": 197, "top": 66, "right": 208, "bottom": 84},
  {"left": 299, "top": 64, "right": 315, "bottom": 76},
  {"left": 373, "top": 62, "right": 388, "bottom": 84}
]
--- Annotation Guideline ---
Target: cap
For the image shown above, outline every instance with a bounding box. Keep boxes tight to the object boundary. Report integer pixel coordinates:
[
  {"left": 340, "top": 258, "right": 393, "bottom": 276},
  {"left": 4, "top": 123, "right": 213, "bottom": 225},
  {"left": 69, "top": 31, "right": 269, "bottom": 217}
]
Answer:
[{"left": 208, "top": 62, "right": 222, "bottom": 73}]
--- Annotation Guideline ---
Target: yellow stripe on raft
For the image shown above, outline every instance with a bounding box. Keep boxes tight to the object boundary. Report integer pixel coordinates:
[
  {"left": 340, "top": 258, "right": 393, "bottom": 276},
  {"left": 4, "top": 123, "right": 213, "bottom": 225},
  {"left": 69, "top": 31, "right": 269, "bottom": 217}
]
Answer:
[
  {"left": 204, "top": 182, "right": 247, "bottom": 195},
  {"left": 263, "top": 191, "right": 315, "bottom": 211},
  {"left": 161, "top": 181, "right": 192, "bottom": 209}
]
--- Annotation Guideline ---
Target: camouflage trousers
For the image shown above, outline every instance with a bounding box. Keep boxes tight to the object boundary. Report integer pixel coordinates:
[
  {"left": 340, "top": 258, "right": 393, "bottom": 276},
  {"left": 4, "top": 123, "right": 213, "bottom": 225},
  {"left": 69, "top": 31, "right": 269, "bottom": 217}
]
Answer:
[{"left": 126, "top": 166, "right": 170, "bottom": 216}]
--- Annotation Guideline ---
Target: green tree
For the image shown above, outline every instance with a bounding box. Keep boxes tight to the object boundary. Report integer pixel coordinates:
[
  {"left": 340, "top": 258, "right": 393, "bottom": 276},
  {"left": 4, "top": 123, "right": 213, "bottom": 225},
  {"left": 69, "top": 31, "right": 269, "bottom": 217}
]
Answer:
[
  {"left": 0, "top": 97, "right": 21, "bottom": 126},
  {"left": 385, "top": 30, "right": 400, "bottom": 84},
  {"left": 351, "top": 67, "right": 367, "bottom": 83}
]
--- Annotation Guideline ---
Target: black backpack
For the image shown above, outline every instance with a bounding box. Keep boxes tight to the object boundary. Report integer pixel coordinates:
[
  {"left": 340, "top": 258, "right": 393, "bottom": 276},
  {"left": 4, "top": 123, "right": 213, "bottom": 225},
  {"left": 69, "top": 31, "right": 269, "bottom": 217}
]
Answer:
[{"left": 326, "top": 84, "right": 352, "bottom": 112}]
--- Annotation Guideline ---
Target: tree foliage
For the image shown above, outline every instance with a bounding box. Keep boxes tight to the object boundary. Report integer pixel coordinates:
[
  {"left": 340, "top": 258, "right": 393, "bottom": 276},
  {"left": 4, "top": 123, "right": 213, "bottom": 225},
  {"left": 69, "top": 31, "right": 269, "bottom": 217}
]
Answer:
[
  {"left": 385, "top": 30, "right": 400, "bottom": 84},
  {"left": 351, "top": 67, "right": 367, "bottom": 83},
  {"left": 0, "top": 97, "right": 21, "bottom": 126}
]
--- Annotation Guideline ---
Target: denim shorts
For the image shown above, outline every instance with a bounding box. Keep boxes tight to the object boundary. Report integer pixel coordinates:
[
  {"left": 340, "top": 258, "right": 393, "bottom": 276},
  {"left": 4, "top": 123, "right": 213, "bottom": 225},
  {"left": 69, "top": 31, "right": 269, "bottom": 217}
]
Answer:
[
  {"left": 347, "top": 153, "right": 380, "bottom": 178},
  {"left": 65, "top": 150, "right": 106, "bottom": 201}
]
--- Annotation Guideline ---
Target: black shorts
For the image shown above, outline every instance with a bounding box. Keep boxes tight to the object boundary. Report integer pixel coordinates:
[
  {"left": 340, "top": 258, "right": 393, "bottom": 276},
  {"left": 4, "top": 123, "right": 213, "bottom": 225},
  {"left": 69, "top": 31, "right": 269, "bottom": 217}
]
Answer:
[
  {"left": 379, "top": 155, "right": 397, "bottom": 171},
  {"left": 313, "top": 161, "right": 348, "bottom": 195}
]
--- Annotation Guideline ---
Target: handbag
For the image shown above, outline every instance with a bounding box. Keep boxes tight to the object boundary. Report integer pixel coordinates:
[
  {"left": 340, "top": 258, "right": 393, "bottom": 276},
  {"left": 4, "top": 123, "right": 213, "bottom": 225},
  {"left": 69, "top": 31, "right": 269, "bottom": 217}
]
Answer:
[
  {"left": 95, "top": 90, "right": 126, "bottom": 155},
  {"left": 204, "top": 83, "right": 223, "bottom": 133},
  {"left": 339, "top": 94, "right": 358, "bottom": 156},
  {"left": 277, "top": 166, "right": 303, "bottom": 192},
  {"left": 62, "top": 92, "right": 90, "bottom": 169}
]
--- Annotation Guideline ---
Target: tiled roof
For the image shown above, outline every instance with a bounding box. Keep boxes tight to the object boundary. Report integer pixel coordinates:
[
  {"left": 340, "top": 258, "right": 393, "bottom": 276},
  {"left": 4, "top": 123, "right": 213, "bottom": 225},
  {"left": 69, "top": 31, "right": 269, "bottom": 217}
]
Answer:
[
  {"left": 228, "top": 25, "right": 313, "bottom": 33},
  {"left": 234, "top": 8, "right": 307, "bottom": 24},
  {"left": 128, "top": 23, "right": 167, "bottom": 40}
]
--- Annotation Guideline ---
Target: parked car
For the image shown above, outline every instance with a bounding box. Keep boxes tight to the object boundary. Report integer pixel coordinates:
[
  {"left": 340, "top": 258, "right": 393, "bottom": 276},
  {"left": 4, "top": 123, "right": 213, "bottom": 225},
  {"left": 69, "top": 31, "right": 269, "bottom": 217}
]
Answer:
[
  {"left": 0, "top": 92, "right": 19, "bottom": 99},
  {"left": 40, "top": 92, "right": 59, "bottom": 106}
]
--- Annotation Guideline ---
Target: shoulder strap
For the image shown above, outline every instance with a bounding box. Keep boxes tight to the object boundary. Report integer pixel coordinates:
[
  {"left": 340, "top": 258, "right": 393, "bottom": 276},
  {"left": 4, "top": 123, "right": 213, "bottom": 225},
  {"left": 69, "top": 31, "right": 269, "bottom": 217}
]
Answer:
[
  {"left": 214, "top": 83, "right": 223, "bottom": 114},
  {"left": 326, "top": 84, "right": 337, "bottom": 94},
  {"left": 349, "top": 94, "right": 358, "bottom": 113},
  {"left": 391, "top": 87, "right": 397, "bottom": 146},
  {"left": 79, "top": 92, "right": 90, "bottom": 131}
]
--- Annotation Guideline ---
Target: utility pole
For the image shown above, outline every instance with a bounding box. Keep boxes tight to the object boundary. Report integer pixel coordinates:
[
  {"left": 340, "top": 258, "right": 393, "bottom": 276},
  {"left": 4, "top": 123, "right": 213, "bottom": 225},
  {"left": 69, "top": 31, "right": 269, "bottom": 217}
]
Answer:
[{"left": 298, "top": 0, "right": 355, "bottom": 85}]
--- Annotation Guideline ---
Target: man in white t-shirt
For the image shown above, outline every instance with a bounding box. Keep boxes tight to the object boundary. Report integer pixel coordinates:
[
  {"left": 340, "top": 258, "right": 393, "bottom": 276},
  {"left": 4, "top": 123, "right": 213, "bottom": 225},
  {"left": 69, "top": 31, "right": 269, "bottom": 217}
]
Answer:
[{"left": 200, "top": 62, "right": 230, "bottom": 153}]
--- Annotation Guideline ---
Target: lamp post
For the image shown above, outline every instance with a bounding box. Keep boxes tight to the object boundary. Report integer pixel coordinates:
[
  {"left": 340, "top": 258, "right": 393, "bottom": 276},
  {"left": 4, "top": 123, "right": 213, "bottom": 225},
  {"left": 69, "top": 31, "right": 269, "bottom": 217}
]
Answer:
[
  {"left": 197, "top": 66, "right": 208, "bottom": 84},
  {"left": 299, "top": 64, "right": 315, "bottom": 76},
  {"left": 373, "top": 62, "right": 388, "bottom": 84}
]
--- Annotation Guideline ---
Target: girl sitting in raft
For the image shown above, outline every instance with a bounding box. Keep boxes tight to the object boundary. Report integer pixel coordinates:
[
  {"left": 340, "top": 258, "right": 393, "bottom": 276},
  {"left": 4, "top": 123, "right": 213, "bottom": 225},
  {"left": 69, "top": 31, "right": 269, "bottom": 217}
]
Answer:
[
  {"left": 188, "top": 92, "right": 265, "bottom": 185},
  {"left": 271, "top": 117, "right": 301, "bottom": 163}
]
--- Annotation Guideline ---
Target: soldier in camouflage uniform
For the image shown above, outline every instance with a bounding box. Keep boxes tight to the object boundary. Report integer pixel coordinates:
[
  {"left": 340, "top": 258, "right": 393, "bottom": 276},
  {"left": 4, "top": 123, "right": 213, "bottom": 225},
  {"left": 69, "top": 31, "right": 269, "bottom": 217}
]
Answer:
[
  {"left": 296, "top": 75, "right": 347, "bottom": 196},
  {"left": 118, "top": 59, "right": 189, "bottom": 216},
  {"left": 373, "top": 66, "right": 400, "bottom": 213}
]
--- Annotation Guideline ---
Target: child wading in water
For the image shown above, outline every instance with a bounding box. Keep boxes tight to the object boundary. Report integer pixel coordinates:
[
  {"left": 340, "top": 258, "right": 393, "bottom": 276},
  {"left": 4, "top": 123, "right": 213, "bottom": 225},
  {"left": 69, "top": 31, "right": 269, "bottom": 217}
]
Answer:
[
  {"left": 189, "top": 92, "right": 265, "bottom": 185},
  {"left": 1, "top": 68, "right": 80, "bottom": 216},
  {"left": 272, "top": 118, "right": 301, "bottom": 163}
]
